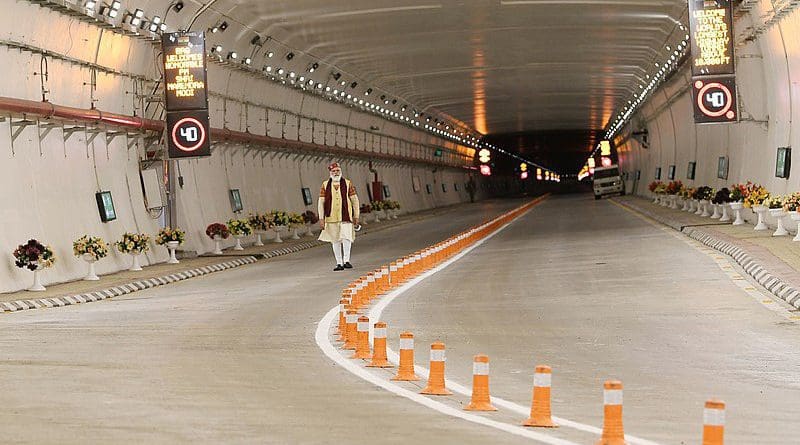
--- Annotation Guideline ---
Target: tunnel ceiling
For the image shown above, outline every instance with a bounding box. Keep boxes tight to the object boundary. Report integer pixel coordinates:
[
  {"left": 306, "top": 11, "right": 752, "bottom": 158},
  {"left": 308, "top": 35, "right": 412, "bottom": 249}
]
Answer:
[{"left": 195, "top": 0, "right": 689, "bottom": 170}]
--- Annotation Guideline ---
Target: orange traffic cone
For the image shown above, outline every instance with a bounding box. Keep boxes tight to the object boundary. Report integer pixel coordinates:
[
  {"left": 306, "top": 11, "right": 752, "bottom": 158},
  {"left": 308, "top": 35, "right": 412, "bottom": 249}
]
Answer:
[
  {"left": 343, "top": 309, "right": 359, "bottom": 350},
  {"left": 420, "top": 341, "right": 452, "bottom": 395},
  {"left": 523, "top": 365, "right": 557, "bottom": 427},
  {"left": 367, "top": 321, "right": 393, "bottom": 368},
  {"left": 336, "top": 298, "right": 349, "bottom": 341},
  {"left": 702, "top": 399, "right": 725, "bottom": 445},
  {"left": 596, "top": 380, "right": 626, "bottom": 445},
  {"left": 464, "top": 354, "right": 497, "bottom": 411},
  {"left": 352, "top": 316, "right": 372, "bottom": 359},
  {"left": 389, "top": 262, "right": 399, "bottom": 288},
  {"left": 392, "top": 332, "right": 419, "bottom": 381}
]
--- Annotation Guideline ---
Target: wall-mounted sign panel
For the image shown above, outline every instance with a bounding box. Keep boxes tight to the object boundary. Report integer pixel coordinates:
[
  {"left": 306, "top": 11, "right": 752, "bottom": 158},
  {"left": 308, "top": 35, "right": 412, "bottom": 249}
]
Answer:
[
  {"left": 776, "top": 147, "right": 791, "bottom": 179},
  {"left": 167, "top": 110, "right": 211, "bottom": 158},
  {"left": 95, "top": 191, "right": 117, "bottom": 222},
  {"left": 692, "top": 76, "right": 738, "bottom": 124},
  {"left": 162, "top": 32, "right": 208, "bottom": 111},
  {"left": 689, "top": 0, "right": 734, "bottom": 76}
]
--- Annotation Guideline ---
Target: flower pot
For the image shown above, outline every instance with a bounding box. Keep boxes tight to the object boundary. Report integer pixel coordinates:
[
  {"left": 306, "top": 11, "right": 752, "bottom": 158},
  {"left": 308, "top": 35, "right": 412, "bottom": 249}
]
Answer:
[
  {"left": 212, "top": 236, "right": 224, "bottom": 255},
  {"left": 83, "top": 253, "right": 100, "bottom": 280},
  {"left": 668, "top": 196, "right": 677, "bottom": 209},
  {"left": 373, "top": 211, "right": 382, "bottom": 223},
  {"left": 273, "top": 225, "right": 287, "bottom": 243},
  {"left": 730, "top": 201, "right": 745, "bottom": 225},
  {"left": 719, "top": 203, "right": 731, "bottom": 222},
  {"left": 790, "top": 212, "right": 800, "bottom": 241},
  {"left": 254, "top": 231, "right": 266, "bottom": 247},
  {"left": 653, "top": 196, "right": 659, "bottom": 204},
  {"left": 699, "top": 200, "right": 710, "bottom": 217},
  {"left": 289, "top": 226, "right": 301, "bottom": 240},
  {"left": 681, "top": 199, "right": 689, "bottom": 211},
  {"left": 165, "top": 240, "right": 180, "bottom": 264},
  {"left": 129, "top": 252, "right": 143, "bottom": 271},
  {"left": 710, "top": 203, "right": 722, "bottom": 219},
  {"left": 390, "top": 209, "right": 398, "bottom": 219},
  {"left": 233, "top": 234, "right": 245, "bottom": 251},
  {"left": 769, "top": 208, "right": 788, "bottom": 236},
  {"left": 753, "top": 205, "right": 769, "bottom": 231}
]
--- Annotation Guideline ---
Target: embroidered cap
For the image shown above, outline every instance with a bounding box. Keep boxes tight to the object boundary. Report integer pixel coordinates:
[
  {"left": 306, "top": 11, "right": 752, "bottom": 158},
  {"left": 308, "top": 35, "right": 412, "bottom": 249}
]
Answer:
[{"left": 328, "top": 162, "right": 341, "bottom": 171}]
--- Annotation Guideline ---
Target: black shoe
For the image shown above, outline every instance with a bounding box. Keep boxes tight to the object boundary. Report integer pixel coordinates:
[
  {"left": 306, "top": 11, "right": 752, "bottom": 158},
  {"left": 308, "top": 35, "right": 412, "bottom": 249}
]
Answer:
[
  {"left": 343, "top": 262, "right": 353, "bottom": 269},
  {"left": 334, "top": 264, "right": 345, "bottom": 271}
]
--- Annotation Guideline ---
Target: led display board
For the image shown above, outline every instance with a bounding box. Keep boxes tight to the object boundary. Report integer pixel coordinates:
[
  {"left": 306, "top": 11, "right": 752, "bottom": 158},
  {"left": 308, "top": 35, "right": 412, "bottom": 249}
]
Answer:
[
  {"left": 166, "top": 110, "right": 211, "bottom": 158},
  {"left": 692, "top": 76, "right": 738, "bottom": 124},
  {"left": 162, "top": 31, "right": 208, "bottom": 111},
  {"left": 95, "top": 191, "right": 117, "bottom": 222},
  {"left": 689, "top": 0, "right": 734, "bottom": 76},
  {"left": 776, "top": 147, "right": 791, "bottom": 179}
]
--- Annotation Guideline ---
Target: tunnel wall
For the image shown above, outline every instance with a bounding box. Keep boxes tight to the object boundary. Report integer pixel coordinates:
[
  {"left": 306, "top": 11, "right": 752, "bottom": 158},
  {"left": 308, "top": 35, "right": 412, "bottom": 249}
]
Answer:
[
  {"left": 0, "top": 1, "right": 490, "bottom": 293},
  {"left": 618, "top": 5, "right": 800, "bottom": 227}
]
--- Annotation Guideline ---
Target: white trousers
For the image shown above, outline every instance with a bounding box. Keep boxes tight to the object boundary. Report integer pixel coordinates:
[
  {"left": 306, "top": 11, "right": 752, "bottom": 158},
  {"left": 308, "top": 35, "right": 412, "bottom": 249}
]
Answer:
[{"left": 331, "top": 239, "right": 352, "bottom": 264}]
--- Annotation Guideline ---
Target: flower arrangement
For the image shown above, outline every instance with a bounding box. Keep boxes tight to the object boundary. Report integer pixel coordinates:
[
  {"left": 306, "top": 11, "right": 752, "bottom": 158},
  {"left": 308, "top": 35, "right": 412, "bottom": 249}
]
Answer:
[
  {"left": 665, "top": 180, "right": 683, "bottom": 195},
  {"left": 269, "top": 210, "right": 290, "bottom": 227},
  {"left": 743, "top": 182, "right": 769, "bottom": 208},
  {"left": 653, "top": 183, "right": 668, "bottom": 194},
  {"left": 766, "top": 195, "right": 785, "bottom": 209},
  {"left": 155, "top": 227, "right": 186, "bottom": 245},
  {"left": 729, "top": 183, "right": 747, "bottom": 202},
  {"left": 288, "top": 212, "right": 305, "bottom": 226},
  {"left": 783, "top": 192, "right": 800, "bottom": 212},
  {"left": 227, "top": 218, "right": 253, "bottom": 236},
  {"left": 679, "top": 186, "right": 696, "bottom": 199},
  {"left": 692, "top": 186, "right": 714, "bottom": 201},
  {"left": 206, "top": 223, "right": 230, "bottom": 240},
  {"left": 360, "top": 203, "right": 372, "bottom": 214},
  {"left": 248, "top": 213, "right": 271, "bottom": 231},
  {"left": 712, "top": 188, "right": 731, "bottom": 204},
  {"left": 302, "top": 210, "right": 319, "bottom": 224},
  {"left": 73, "top": 235, "right": 109, "bottom": 260},
  {"left": 648, "top": 181, "right": 663, "bottom": 192},
  {"left": 116, "top": 232, "right": 150, "bottom": 254},
  {"left": 372, "top": 200, "right": 387, "bottom": 211},
  {"left": 14, "top": 239, "right": 55, "bottom": 271}
]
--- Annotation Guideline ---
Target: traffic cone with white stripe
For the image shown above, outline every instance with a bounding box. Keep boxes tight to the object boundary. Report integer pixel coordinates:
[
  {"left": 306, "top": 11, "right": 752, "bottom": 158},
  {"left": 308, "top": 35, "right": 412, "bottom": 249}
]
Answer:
[
  {"left": 343, "top": 309, "right": 359, "bottom": 350},
  {"left": 464, "top": 354, "right": 497, "bottom": 411},
  {"left": 523, "top": 365, "right": 557, "bottom": 427},
  {"left": 336, "top": 298, "right": 349, "bottom": 341},
  {"left": 702, "top": 399, "right": 725, "bottom": 445},
  {"left": 392, "top": 332, "right": 419, "bottom": 381},
  {"left": 352, "top": 316, "right": 372, "bottom": 359},
  {"left": 420, "top": 341, "right": 452, "bottom": 395},
  {"left": 597, "top": 380, "right": 626, "bottom": 445},
  {"left": 367, "top": 321, "right": 393, "bottom": 368}
]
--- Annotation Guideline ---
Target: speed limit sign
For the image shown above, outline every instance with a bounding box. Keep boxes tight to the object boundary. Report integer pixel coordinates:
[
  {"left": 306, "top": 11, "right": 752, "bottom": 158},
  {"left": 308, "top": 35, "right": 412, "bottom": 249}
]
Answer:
[
  {"left": 166, "top": 110, "right": 211, "bottom": 158},
  {"left": 692, "top": 76, "right": 738, "bottom": 124}
]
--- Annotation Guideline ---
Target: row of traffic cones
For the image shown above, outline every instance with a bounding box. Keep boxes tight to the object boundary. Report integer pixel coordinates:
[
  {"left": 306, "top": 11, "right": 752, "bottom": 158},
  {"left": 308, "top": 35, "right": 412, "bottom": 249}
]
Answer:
[{"left": 334, "top": 197, "right": 726, "bottom": 444}]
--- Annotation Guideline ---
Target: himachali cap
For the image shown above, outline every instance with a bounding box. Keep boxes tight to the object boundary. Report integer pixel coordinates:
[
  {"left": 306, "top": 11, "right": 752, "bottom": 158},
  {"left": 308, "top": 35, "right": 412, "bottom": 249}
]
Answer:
[{"left": 328, "top": 162, "right": 341, "bottom": 171}]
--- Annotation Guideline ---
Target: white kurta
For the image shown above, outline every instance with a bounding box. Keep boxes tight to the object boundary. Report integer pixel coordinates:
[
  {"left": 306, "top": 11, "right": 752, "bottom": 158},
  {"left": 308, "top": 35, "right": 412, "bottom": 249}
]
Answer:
[{"left": 318, "top": 178, "right": 360, "bottom": 243}]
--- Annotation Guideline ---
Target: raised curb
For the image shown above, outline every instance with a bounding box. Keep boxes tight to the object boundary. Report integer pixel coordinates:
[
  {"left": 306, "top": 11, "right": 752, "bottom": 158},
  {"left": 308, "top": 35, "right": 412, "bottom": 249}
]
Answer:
[{"left": 613, "top": 198, "right": 800, "bottom": 310}]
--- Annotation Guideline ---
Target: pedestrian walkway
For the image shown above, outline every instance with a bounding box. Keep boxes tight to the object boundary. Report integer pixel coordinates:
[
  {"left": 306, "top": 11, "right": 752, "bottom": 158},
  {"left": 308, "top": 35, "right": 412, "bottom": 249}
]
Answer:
[
  {"left": 614, "top": 196, "right": 800, "bottom": 309},
  {"left": 0, "top": 203, "right": 471, "bottom": 310}
]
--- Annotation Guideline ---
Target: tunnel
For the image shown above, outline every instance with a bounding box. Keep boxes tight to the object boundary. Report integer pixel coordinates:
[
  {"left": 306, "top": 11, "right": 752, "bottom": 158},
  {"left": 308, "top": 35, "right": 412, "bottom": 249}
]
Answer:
[{"left": 0, "top": 0, "right": 799, "bottom": 443}]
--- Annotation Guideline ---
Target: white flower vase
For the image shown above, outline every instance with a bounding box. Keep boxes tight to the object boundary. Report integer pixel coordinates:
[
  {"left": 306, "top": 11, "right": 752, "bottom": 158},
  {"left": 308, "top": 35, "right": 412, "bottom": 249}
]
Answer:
[
  {"left": 254, "top": 232, "right": 266, "bottom": 247},
  {"left": 700, "top": 200, "right": 711, "bottom": 217},
  {"left": 373, "top": 211, "right": 381, "bottom": 223},
  {"left": 790, "top": 212, "right": 800, "bottom": 241},
  {"left": 291, "top": 227, "right": 301, "bottom": 240},
  {"left": 165, "top": 241, "right": 180, "bottom": 264},
  {"left": 28, "top": 265, "right": 46, "bottom": 292},
  {"left": 681, "top": 199, "right": 689, "bottom": 211},
  {"left": 711, "top": 203, "right": 722, "bottom": 219},
  {"left": 212, "top": 236, "right": 224, "bottom": 255},
  {"left": 391, "top": 209, "right": 398, "bottom": 219},
  {"left": 769, "top": 208, "right": 788, "bottom": 236},
  {"left": 233, "top": 234, "right": 245, "bottom": 251},
  {"left": 129, "top": 252, "right": 143, "bottom": 271},
  {"left": 83, "top": 254, "right": 100, "bottom": 280},
  {"left": 303, "top": 224, "right": 314, "bottom": 236},
  {"left": 753, "top": 205, "right": 769, "bottom": 231},
  {"left": 668, "top": 196, "right": 677, "bottom": 209},
  {"left": 694, "top": 200, "right": 704, "bottom": 215},
  {"left": 273, "top": 226, "right": 286, "bottom": 243},
  {"left": 720, "top": 203, "right": 731, "bottom": 222},
  {"left": 730, "top": 201, "right": 745, "bottom": 225}
]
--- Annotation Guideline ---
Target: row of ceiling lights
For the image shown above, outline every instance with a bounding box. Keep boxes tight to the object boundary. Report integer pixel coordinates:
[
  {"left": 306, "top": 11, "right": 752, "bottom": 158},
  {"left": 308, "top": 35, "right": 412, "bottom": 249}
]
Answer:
[
  {"left": 603, "top": 24, "right": 691, "bottom": 142},
  {"left": 42, "top": 0, "right": 557, "bottom": 174}
]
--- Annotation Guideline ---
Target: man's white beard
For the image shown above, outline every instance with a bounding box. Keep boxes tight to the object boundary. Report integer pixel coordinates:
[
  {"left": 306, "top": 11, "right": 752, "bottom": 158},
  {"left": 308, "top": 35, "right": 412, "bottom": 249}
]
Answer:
[{"left": 330, "top": 174, "right": 342, "bottom": 181}]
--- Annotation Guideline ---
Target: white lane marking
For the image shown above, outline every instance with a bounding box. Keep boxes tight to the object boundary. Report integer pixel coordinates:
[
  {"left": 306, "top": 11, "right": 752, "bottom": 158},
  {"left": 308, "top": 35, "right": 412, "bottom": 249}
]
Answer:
[
  {"left": 316, "top": 201, "right": 662, "bottom": 445},
  {"left": 315, "top": 305, "right": 580, "bottom": 445}
]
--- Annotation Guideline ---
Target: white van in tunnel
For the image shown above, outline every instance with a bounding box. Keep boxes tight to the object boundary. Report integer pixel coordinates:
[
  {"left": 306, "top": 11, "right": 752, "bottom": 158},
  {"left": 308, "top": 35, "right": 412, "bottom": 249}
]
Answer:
[{"left": 593, "top": 165, "right": 625, "bottom": 199}]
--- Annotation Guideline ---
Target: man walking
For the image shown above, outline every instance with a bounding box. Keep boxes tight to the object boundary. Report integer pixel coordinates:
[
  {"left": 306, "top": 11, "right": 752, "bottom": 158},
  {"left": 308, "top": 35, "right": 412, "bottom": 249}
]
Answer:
[{"left": 318, "top": 162, "right": 360, "bottom": 271}]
